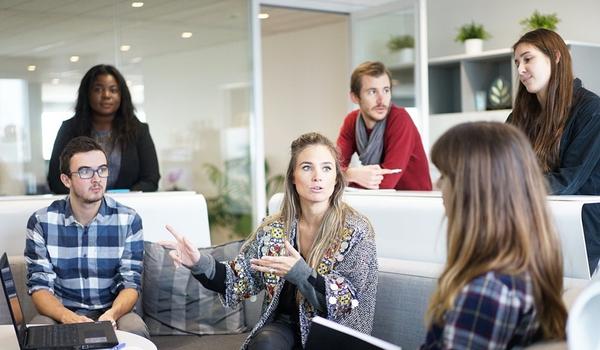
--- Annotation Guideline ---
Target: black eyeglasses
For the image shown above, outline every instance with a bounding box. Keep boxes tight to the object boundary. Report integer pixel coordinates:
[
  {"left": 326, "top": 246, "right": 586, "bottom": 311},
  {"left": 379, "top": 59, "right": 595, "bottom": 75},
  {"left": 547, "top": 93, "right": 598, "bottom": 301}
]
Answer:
[{"left": 69, "top": 166, "right": 109, "bottom": 179}]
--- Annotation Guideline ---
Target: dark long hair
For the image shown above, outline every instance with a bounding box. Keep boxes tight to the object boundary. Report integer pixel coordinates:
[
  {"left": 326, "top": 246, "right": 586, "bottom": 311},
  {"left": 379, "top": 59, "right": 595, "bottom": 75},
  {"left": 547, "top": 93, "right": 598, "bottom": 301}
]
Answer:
[
  {"left": 428, "top": 122, "right": 567, "bottom": 340},
  {"left": 74, "top": 64, "right": 140, "bottom": 147},
  {"left": 509, "top": 29, "right": 573, "bottom": 171}
]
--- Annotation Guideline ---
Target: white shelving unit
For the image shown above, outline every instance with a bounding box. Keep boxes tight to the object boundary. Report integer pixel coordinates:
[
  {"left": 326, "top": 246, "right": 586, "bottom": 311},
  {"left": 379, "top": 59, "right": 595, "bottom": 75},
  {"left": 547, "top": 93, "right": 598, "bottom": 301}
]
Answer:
[{"left": 427, "top": 41, "right": 600, "bottom": 146}]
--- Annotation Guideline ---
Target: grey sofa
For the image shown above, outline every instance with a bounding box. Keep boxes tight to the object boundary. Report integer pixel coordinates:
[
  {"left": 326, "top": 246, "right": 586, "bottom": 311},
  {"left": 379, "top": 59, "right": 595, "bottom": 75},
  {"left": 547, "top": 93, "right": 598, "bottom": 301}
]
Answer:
[
  {"left": 1, "top": 255, "right": 437, "bottom": 350},
  {"left": 2, "top": 255, "right": 571, "bottom": 350}
]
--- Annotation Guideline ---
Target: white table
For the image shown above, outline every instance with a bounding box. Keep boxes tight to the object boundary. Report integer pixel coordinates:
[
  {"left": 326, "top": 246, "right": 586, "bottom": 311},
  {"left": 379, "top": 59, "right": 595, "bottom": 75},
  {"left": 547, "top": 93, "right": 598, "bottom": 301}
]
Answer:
[{"left": 0, "top": 325, "right": 157, "bottom": 350}]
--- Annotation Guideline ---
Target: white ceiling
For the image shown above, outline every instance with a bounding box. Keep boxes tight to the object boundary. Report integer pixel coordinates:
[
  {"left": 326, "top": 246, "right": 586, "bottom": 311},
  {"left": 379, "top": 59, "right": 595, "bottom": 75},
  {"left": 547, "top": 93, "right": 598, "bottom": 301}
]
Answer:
[{"left": 0, "top": 0, "right": 396, "bottom": 82}]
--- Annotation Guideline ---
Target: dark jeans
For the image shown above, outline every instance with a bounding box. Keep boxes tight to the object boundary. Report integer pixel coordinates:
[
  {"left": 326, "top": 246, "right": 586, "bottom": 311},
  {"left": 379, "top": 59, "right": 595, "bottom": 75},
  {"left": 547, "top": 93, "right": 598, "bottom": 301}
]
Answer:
[{"left": 248, "top": 314, "right": 302, "bottom": 350}]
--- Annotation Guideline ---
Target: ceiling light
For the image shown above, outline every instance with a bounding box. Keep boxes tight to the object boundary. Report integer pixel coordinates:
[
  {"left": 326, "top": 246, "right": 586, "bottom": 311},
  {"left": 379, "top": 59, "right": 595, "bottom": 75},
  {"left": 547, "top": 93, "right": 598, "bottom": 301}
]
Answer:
[
  {"left": 181, "top": 32, "right": 193, "bottom": 39},
  {"left": 131, "top": 57, "right": 142, "bottom": 64},
  {"left": 258, "top": 13, "right": 270, "bottom": 19},
  {"left": 70, "top": 56, "right": 80, "bottom": 63},
  {"left": 131, "top": 2, "right": 144, "bottom": 8},
  {"left": 27, "top": 65, "right": 36, "bottom": 72},
  {"left": 51, "top": 78, "right": 60, "bottom": 85},
  {"left": 120, "top": 45, "right": 131, "bottom": 52}
]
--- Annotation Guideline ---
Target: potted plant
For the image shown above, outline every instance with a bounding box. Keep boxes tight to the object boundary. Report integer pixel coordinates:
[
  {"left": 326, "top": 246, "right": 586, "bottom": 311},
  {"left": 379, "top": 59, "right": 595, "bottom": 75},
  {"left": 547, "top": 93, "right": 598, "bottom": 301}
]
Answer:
[
  {"left": 455, "top": 21, "right": 491, "bottom": 55},
  {"left": 387, "top": 35, "right": 415, "bottom": 63},
  {"left": 520, "top": 10, "right": 560, "bottom": 31}
]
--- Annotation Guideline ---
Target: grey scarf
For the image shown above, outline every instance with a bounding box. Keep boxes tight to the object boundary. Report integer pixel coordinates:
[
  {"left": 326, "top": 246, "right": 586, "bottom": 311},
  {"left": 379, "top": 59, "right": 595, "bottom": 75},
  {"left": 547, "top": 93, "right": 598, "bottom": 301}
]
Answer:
[{"left": 355, "top": 113, "right": 386, "bottom": 165}]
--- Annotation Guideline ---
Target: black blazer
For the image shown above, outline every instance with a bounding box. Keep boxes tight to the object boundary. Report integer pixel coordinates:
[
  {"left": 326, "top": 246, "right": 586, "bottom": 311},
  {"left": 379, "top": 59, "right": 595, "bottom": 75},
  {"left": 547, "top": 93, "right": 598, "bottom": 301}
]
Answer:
[{"left": 47, "top": 117, "right": 161, "bottom": 194}]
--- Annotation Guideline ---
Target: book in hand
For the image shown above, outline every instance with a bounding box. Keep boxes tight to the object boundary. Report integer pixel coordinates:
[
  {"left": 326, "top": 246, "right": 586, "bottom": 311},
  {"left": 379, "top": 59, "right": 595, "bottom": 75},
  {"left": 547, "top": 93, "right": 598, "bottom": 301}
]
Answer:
[{"left": 305, "top": 316, "right": 402, "bottom": 350}]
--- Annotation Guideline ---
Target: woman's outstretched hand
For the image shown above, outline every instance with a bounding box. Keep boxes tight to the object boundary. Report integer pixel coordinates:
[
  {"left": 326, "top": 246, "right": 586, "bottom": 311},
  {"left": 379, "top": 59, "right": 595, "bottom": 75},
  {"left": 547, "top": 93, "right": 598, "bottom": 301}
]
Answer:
[
  {"left": 158, "top": 224, "right": 201, "bottom": 268},
  {"left": 250, "top": 240, "right": 302, "bottom": 277}
]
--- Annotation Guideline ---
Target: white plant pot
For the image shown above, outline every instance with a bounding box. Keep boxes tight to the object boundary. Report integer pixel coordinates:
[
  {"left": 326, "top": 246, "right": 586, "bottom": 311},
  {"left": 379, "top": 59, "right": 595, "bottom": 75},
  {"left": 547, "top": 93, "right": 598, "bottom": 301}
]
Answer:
[
  {"left": 393, "top": 48, "right": 414, "bottom": 64},
  {"left": 464, "top": 38, "right": 483, "bottom": 55}
]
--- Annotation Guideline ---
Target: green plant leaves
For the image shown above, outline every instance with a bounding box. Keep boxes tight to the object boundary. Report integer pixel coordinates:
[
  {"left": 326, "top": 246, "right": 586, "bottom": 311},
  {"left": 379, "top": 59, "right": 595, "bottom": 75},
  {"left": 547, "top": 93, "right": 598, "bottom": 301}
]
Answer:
[
  {"left": 520, "top": 10, "right": 560, "bottom": 31},
  {"left": 455, "top": 21, "right": 491, "bottom": 42},
  {"left": 488, "top": 78, "right": 511, "bottom": 109}
]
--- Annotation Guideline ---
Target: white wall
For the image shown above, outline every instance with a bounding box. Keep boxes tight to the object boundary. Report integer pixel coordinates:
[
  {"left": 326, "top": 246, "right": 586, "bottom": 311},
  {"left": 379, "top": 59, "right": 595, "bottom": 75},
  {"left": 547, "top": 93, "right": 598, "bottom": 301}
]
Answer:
[
  {"left": 262, "top": 20, "right": 350, "bottom": 177},
  {"left": 427, "top": 0, "right": 600, "bottom": 58},
  {"left": 142, "top": 40, "right": 252, "bottom": 196}
]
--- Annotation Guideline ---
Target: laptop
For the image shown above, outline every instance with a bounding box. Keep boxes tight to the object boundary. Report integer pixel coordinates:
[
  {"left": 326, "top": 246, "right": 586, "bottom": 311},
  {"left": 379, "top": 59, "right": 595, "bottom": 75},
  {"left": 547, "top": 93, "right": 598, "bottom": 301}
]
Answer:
[
  {"left": 305, "top": 316, "right": 401, "bottom": 350},
  {"left": 0, "top": 253, "right": 119, "bottom": 350}
]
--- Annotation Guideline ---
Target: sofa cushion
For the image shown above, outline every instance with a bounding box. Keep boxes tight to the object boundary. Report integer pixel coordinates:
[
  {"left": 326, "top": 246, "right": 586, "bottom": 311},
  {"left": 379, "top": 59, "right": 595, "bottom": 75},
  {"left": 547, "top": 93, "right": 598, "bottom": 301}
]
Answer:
[
  {"left": 142, "top": 240, "right": 246, "bottom": 335},
  {"left": 373, "top": 258, "right": 439, "bottom": 350}
]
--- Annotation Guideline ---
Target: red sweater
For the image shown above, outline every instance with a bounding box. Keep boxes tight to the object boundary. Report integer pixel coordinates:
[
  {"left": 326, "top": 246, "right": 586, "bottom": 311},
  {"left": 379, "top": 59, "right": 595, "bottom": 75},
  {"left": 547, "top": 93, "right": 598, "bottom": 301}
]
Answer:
[{"left": 336, "top": 105, "right": 432, "bottom": 190}]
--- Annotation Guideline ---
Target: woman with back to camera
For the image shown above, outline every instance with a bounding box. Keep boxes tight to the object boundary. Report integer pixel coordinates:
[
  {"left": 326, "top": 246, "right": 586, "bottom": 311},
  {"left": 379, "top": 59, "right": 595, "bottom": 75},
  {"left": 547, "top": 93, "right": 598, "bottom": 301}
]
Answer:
[
  {"left": 47, "top": 64, "right": 160, "bottom": 194},
  {"left": 422, "top": 122, "right": 567, "bottom": 349},
  {"left": 161, "top": 132, "right": 378, "bottom": 349},
  {"left": 508, "top": 28, "right": 600, "bottom": 273}
]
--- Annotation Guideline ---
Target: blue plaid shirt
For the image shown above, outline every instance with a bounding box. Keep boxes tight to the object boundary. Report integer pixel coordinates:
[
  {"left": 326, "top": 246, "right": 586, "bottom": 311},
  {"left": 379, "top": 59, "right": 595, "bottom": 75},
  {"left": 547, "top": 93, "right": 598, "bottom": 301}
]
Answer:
[
  {"left": 25, "top": 195, "right": 144, "bottom": 312},
  {"left": 422, "top": 272, "right": 541, "bottom": 350}
]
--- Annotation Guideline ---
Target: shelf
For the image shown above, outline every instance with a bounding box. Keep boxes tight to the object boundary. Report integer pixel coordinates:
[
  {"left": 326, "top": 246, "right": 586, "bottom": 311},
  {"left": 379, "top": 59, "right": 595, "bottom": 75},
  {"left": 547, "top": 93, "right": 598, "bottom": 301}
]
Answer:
[
  {"left": 429, "top": 48, "right": 512, "bottom": 65},
  {"left": 388, "top": 62, "right": 414, "bottom": 70},
  {"left": 428, "top": 49, "right": 515, "bottom": 115}
]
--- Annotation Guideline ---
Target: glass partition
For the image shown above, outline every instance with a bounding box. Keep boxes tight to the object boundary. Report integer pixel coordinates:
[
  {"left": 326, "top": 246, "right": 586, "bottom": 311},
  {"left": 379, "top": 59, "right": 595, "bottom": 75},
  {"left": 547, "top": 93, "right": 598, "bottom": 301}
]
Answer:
[{"left": 0, "top": 0, "right": 255, "bottom": 242}]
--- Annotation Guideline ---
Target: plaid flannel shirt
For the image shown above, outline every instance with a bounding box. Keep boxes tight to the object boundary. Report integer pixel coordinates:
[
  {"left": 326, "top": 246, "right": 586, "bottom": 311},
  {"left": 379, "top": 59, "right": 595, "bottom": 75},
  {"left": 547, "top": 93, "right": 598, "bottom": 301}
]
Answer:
[
  {"left": 25, "top": 195, "right": 143, "bottom": 312},
  {"left": 422, "top": 271, "right": 540, "bottom": 350}
]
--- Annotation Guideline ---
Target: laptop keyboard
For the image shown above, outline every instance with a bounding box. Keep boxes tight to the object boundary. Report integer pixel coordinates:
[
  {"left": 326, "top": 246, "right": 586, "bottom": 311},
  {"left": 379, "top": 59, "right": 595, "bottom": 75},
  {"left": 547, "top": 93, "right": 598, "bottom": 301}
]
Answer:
[{"left": 29, "top": 324, "right": 80, "bottom": 347}]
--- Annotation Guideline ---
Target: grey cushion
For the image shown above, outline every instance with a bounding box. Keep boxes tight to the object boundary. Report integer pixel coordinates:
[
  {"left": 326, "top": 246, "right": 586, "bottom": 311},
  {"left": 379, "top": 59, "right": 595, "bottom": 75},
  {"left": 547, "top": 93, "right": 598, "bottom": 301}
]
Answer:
[
  {"left": 142, "top": 240, "right": 246, "bottom": 335},
  {"left": 372, "top": 271, "right": 437, "bottom": 350}
]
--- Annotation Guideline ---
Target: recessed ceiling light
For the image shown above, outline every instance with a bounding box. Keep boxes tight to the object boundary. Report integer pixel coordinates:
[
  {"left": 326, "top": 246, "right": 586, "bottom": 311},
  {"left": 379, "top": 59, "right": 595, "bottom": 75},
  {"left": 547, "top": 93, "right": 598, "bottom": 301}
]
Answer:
[
  {"left": 70, "top": 56, "right": 80, "bottom": 63},
  {"left": 120, "top": 45, "right": 131, "bottom": 52},
  {"left": 258, "top": 13, "right": 270, "bottom": 19},
  {"left": 131, "top": 2, "right": 144, "bottom": 8},
  {"left": 181, "top": 32, "right": 193, "bottom": 39},
  {"left": 131, "top": 57, "right": 142, "bottom": 64},
  {"left": 51, "top": 78, "right": 60, "bottom": 85},
  {"left": 27, "top": 65, "right": 36, "bottom": 72}
]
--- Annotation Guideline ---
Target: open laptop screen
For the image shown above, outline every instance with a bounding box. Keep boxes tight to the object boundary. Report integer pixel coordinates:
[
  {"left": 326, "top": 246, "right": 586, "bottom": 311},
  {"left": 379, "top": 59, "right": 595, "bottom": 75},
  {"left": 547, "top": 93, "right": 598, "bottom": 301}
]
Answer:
[{"left": 0, "top": 253, "right": 26, "bottom": 343}]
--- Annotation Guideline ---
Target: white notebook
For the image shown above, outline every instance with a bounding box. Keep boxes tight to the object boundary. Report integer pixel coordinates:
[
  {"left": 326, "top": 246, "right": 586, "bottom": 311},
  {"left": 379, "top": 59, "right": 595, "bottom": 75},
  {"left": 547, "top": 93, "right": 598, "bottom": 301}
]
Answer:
[{"left": 305, "top": 316, "right": 402, "bottom": 350}]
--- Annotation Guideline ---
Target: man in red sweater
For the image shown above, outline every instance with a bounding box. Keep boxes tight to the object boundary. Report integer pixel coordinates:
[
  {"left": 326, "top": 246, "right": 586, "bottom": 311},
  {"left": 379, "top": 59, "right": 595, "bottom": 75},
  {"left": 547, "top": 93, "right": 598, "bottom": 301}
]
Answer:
[{"left": 337, "top": 61, "right": 432, "bottom": 190}]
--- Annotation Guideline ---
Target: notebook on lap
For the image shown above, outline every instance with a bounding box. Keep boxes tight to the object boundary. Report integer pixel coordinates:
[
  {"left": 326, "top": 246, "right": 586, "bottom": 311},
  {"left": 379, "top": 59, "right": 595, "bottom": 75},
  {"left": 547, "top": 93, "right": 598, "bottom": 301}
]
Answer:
[
  {"left": 305, "top": 316, "right": 401, "bottom": 350},
  {"left": 0, "top": 253, "right": 119, "bottom": 350}
]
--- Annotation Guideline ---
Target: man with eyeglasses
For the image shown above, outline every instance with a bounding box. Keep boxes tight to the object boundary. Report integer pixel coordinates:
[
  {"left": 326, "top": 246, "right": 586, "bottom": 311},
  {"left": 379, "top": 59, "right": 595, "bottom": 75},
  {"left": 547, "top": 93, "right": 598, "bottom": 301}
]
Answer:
[{"left": 24, "top": 136, "right": 149, "bottom": 338}]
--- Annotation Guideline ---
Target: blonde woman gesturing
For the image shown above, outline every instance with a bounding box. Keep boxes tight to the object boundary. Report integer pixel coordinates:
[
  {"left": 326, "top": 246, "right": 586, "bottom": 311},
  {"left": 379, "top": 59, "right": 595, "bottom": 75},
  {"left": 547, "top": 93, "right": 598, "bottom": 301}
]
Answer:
[{"left": 162, "top": 132, "right": 377, "bottom": 350}]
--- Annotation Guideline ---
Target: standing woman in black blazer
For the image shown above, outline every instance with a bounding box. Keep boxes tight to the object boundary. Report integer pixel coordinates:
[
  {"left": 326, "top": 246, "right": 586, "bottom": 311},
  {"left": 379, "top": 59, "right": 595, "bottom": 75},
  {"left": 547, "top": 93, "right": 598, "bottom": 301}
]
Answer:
[{"left": 47, "top": 64, "right": 160, "bottom": 193}]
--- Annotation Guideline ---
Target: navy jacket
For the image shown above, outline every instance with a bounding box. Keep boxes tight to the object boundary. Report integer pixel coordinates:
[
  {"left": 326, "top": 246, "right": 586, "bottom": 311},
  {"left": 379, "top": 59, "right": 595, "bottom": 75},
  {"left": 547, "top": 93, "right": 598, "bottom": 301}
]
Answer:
[
  {"left": 510, "top": 79, "right": 600, "bottom": 273},
  {"left": 548, "top": 79, "right": 600, "bottom": 273}
]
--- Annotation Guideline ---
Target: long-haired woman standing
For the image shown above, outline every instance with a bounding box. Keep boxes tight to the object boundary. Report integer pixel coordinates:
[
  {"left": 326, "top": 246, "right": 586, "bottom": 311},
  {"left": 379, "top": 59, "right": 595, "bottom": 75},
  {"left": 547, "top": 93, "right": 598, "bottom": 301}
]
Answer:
[
  {"left": 508, "top": 28, "right": 600, "bottom": 273},
  {"left": 422, "top": 122, "right": 567, "bottom": 349},
  {"left": 47, "top": 64, "right": 160, "bottom": 193}
]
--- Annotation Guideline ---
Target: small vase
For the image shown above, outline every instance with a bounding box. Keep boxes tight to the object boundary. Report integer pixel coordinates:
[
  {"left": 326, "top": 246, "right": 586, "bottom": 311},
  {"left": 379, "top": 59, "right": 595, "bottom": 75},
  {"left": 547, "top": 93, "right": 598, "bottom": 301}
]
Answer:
[
  {"left": 464, "top": 38, "right": 483, "bottom": 55},
  {"left": 394, "top": 48, "right": 414, "bottom": 64}
]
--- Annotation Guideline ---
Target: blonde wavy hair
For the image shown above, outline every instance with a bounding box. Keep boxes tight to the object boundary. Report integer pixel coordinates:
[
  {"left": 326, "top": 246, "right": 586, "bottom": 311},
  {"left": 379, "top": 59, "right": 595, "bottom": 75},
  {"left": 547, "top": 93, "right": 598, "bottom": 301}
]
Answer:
[
  {"left": 246, "top": 132, "right": 358, "bottom": 270},
  {"left": 427, "top": 122, "right": 567, "bottom": 339}
]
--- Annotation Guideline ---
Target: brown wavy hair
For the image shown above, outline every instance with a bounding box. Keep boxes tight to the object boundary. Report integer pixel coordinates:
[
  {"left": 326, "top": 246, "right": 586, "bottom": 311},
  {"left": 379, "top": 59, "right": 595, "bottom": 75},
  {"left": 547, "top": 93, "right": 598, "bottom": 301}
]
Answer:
[
  {"left": 508, "top": 29, "right": 573, "bottom": 171},
  {"left": 427, "top": 122, "right": 566, "bottom": 340},
  {"left": 350, "top": 61, "right": 392, "bottom": 97}
]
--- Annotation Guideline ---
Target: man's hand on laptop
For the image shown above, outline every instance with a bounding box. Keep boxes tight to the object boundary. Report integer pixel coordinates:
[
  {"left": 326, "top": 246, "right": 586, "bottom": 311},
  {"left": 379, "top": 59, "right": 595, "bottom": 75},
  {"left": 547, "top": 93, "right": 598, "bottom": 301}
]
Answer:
[
  {"left": 346, "top": 165, "right": 402, "bottom": 189},
  {"left": 99, "top": 310, "right": 117, "bottom": 329},
  {"left": 60, "top": 310, "right": 94, "bottom": 324}
]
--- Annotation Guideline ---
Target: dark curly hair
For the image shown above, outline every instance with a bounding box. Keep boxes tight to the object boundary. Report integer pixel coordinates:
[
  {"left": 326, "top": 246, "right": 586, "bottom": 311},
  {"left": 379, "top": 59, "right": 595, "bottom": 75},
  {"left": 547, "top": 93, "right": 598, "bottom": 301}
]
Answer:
[{"left": 74, "top": 64, "right": 140, "bottom": 147}]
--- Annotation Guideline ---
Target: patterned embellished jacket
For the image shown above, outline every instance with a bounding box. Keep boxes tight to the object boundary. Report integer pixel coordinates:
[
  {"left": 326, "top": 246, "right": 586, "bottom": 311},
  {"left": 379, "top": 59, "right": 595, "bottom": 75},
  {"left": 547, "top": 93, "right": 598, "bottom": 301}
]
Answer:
[{"left": 221, "top": 211, "right": 378, "bottom": 349}]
